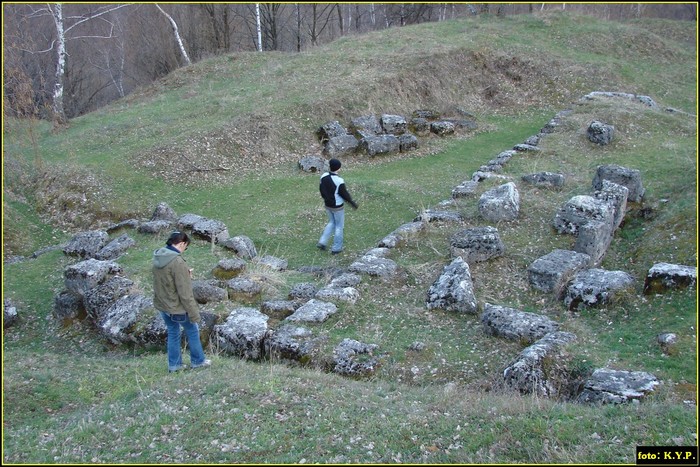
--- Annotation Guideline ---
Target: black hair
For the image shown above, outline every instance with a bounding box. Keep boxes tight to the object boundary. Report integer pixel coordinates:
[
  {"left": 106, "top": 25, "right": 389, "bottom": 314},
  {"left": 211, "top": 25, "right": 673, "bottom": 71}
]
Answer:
[
  {"left": 166, "top": 231, "right": 190, "bottom": 246},
  {"left": 329, "top": 158, "right": 341, "bottom": 171}
]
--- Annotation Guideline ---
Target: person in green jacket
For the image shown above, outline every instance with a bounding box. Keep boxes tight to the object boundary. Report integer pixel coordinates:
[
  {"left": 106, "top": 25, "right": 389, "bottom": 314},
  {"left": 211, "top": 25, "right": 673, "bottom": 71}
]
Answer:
[{"left": 153, "top": 231, "right": 211, "bottom": 373}]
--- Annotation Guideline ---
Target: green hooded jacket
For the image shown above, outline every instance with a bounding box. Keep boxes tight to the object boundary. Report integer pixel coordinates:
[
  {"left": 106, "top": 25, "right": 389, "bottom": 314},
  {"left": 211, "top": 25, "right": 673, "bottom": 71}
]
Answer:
[{"left": 152, "top": 246, "right": 201, "bottom": 323}]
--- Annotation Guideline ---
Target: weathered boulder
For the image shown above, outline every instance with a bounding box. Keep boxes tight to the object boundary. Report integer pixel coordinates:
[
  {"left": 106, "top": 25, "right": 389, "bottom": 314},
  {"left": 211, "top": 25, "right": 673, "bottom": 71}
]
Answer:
[
  {"left": 412, "top": 109, "right": 441, "bottom": 120},
  {"left": 328, "top": 273, "right": 362, "bottom": 288},
  {"left": 333, "top": 338, "right": 380, "bottom": 377},
  {"left": 593, "top": 180, "right": 629, "bottom": 230},
  {"left": 452, "top": 180, "right": 480, "bottom": 198},
  {"left": 4, "top": 299, "right": 18, "bottom": 328},
  {"left": 360, "top": 134, "right": 400, "bottom": 157},
  {"left": 564, "top": 268, "right": 635, "bottom": 310},
  {"left": 528, "top": 249, "right": 591, "bottom": 296},
  {"left": 264, "top": 324, "right": 325, "bottom": 364},
  {"left": 643, "top": 262, "right": 697, "bottom": 294},
  {"left": 576, "top": 368, "right": 659, "bottom": 404},
  {"left": 53, "top": 290, "right": 85, "bottom": 324},
  {"left": 657, "top": 332, "right": 678, "bottom": 355},
  {"left": 317, "top": 121, "right": 347, "bottom": 143},
  {"left": 538, "top": 109, "right": 572, "bottom": 134},
  {"left": 481, "top": 303, "right": 560, "bottom": 343},
  {"left": 450, "top": 226, "right": 505, "bottom": 264},
  {"left": 150, "top": 202, "right": 177, "bottom": 222},
  {"left": 260, "top": 300, "right": 301, "bottom": 320},
  {"left": 442, "top": 118, "right": 477, "bottom": 131},
  {"left": 286, "top": 299, "right": 338, "bottom": 323},
  {"left": 63, "top": 230, "right": 109, "bottom": 259},
  {"left": 592, "top": 164, "right": 645, "bottom": 202},
  {"left": 478, "top": 162, "right": 503, "bottom": 173},
  {"left": 298, "top": 155, "right": 326, "bottom": 173},
  {"left": 492, "top": 150, "right": 517, "bottom": 165},
  {"left": 380, "top": 114, "right": 407, "bottom": 135},
  {"left": 426, "top": 257, "right": 478, "bottom": 314},
  {"left": 414, "top": 209, "right": 464, "bottom": 224},
  {"left": 378, "top": 221, "right": 425, "bottom": 248},
  {"left": 212, "top": 258, "right": 247, "bottom": 279},
  {"left": 348, "top": 248, "right": 398, "bottom": 278},
  {"left": 521, "top": 172, "right": 565, "bottom": 188},
  {"left": 502, "top": 331, "right": 577, "bottom": 397},
  {"left": 226, "top": 277, "right": 263, "bottom": 301},
  {"left": 106, "top": 219, "right": 139, "bottom": 235},
  {"left": 513, "top": 143, "right": 539, "bottom": 152},
  {"left": 64, "top": 259, "right": 123, "bottom": 297},
  {"left": 212, "top": 307, "right": 269, "bottom": 360},
  {"left": 587, "top": 120, "right": 615, "bottom": 145},
  {"left": 430, "top": 121, "right": 455, "bottom": 136},
  {"left": 192, "top": 280, "right": 228, "bottom": 304},
  {"left": 478, "top": 182, "right": 520, "bottom": 222},
  {"left": 524, "top": 135, "right": 540, "bottom": 146},
  {"left": 409, "top": 117, "right": 431, "bottom": 136},
  {"left": 84, "top": 276, "right": 137, "bottom": 321},
  {"left": 398, "top": 133, "right": 419, "bottom": 152},
  {"left": 288, "top": 282, "right": 318, "bottom": 301},
  {"left": 192, "top": 218, "right": 229, "bottom": 244},
  {"left": 581, "top": 91, "right": 657, "bottom": 108},
  {"left": 176, "top": 213, "right": 205, "bottom": 230},
  {"left": 221, "top": 235, "right": 257, "bottom": 259},
  {"left": 471, "top": 170, "right": 512, "bottom": 183},
  {"left": 94, "top": 234, "right": 136, "bottom": 260},
  {"left": 553, "top": 195, "right": 614, "bottom": 235},
  {"left": 253, "top": 255, "right": 288, "bottom": 271},
  {"left": 315, "top": 285, "right": 359, "bottom": 305},
  {"left": 137, "top": 220, "right": 172, "bottom": 235},
  {"left": 323, "top": 134, "right": 359, "bottom": 158},
  {"left": 97, "top": 294, "right": 153, "bottom": 344},
  {"left": 573, "top": 219, "right": 614, "bottom": 267},
  {"left": 350, "top": 115, "right": 382, "bottom": 137}
]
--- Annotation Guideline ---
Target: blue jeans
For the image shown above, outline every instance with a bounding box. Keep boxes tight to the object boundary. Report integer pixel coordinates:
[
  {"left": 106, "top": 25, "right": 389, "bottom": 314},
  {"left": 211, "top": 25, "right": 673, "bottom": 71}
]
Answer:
[
  {"left": 160, "top": 311, "right": 206, "bottom": 371},
  {"left": 319, "top": 207, "right": 345, "bottom": 252}
]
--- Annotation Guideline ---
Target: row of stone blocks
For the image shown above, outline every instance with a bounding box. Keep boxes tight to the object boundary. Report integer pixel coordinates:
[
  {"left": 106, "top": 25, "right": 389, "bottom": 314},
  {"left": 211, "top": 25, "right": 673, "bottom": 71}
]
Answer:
[
  {"left": 50, "top": 254, "right": 384, "bottom": 378},
  {"left": 415, "top": 98, "right": 694, "bottom": 403}
]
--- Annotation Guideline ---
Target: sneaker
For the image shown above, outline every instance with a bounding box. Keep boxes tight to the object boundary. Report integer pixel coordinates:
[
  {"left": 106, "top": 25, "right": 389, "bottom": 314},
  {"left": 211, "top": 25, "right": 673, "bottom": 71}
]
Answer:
[
  {"left": 331, "top": 250, "right": 342, "bottom": 255},
  {"left": 316, "top": 243, "right": 327, "bottom": 251},
  {"left": 168, "top": 365, "right": 186, "bottom": 373},
  {"left": 191, "top": 359, "right": 211, "bottom": 369}
]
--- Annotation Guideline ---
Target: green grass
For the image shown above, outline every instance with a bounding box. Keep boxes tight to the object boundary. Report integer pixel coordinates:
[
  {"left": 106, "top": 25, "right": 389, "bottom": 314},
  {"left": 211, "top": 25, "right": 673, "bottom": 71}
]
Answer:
[{"left": 3, "top": 11, "right": 697, "bottom": 464}]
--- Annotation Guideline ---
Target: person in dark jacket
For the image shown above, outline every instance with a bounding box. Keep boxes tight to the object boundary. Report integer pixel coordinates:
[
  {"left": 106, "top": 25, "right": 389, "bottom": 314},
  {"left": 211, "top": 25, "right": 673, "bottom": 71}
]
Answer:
[
  {"left": 317, "top": 158, "right": 358, "bottom": 254},
  {"left": 153, "top": 231, "right": 211, "bottom": 373}
]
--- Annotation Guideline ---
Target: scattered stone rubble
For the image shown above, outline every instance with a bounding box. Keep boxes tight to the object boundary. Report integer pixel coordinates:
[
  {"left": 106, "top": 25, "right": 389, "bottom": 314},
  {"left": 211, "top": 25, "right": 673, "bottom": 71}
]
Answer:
[{"left": 10, "top": 91, "right": 694, "bottom": 400}]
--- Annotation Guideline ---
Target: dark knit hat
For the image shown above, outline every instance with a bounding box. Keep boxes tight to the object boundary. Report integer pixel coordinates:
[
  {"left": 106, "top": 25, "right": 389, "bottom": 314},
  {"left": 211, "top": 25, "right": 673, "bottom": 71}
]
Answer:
[{"left": 329, "top": 158, "right": 341, "bottom": 171}]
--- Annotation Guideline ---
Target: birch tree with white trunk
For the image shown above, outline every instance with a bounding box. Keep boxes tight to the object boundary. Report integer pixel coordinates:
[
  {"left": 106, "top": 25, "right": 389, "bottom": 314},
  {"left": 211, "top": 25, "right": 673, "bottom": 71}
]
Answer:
[
  {"left": 155, "top": 4, "right": 191, "bottom": 66},
  {"left": 256, "top": 3, "right": 263, "bottom": 51},
  {"left": 25, "top": 3, "right": 130, "bottom": 128}
]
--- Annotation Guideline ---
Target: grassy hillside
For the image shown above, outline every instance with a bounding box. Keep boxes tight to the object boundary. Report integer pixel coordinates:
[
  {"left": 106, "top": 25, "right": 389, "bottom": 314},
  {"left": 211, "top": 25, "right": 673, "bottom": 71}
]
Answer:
[{"left": 3, "top": 12, "right": 697, "bottom": 464}]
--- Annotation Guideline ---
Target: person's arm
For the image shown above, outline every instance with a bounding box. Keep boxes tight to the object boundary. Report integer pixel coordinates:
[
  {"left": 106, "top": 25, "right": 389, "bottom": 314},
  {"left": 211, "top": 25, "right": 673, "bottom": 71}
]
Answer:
[
  {"left": 338, "top": 183, "right": 358, "bottom": 209},
  {"left": 173, "top": 258, "right": 201, "bottom": 322}
]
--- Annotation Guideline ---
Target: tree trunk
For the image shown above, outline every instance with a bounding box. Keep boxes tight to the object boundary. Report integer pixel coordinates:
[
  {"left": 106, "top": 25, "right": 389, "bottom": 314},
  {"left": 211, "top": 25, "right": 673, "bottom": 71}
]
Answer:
[
  {"left": 255, "top": 3, "right": 262, "bottom": 51},
  {"left": 336, "top": 3, "right": 344, "bottom": 36},
  {"left": 51, "top": 3, "right": 68, "bottom": 128},
  {"left": 155, "top": 4, "right": 191, "bottom": 65}
]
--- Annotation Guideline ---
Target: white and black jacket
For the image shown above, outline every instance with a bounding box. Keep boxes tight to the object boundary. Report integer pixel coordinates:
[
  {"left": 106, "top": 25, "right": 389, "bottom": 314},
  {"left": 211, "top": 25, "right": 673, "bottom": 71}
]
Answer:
[{"left": 319, "top": 171, "right": 357, "bottom": 209}]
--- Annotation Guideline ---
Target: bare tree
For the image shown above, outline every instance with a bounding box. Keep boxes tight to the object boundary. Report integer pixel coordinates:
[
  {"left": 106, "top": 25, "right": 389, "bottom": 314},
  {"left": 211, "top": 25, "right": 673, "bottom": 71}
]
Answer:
[
  {"left": 255, "top": 3, "right": 262, "bottom": 51},
  {"left": 307, "top": 4, "right": 335, "bottom": 46},
  {"left": 155, "top": 4, "right": 191, "bottom": 65},
  {"left": 18, "top": 3, "right": 130, "bottom": 128},
  {"left": 335, "top": 3, "right": 344, "bottom": 36}
]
